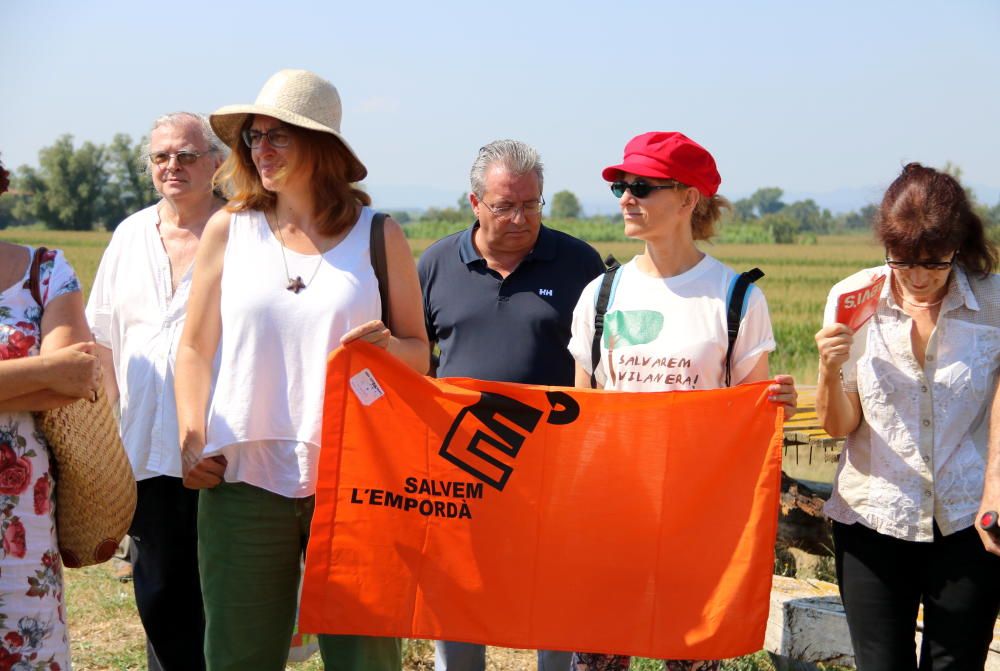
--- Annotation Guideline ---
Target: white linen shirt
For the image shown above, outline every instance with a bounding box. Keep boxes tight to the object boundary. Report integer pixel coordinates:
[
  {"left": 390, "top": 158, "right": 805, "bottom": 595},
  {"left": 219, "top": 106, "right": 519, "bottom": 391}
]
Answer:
[
  {"left": 86, "top": 204, "right": 202, "bottom": 480},
  {"left": 823, "top": 265, "right": 1000, "bottom": 542}
]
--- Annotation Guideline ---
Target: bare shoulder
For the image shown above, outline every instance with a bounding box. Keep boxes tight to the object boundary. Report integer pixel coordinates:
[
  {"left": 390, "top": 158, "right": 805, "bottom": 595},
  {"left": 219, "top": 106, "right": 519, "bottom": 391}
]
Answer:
[
  {"left": 202, "top": 208, "right": 234, "bottom": 247},
  {"left": 206, "top": 207, "right": 233, "bottom": 233},
  {"left": 381, "top": 215, "right": 404, "bottom": 239},
  {"left": 0, "top": 242, "right": 30, "bottom": 290},
  {"left": 380, "top": 215, "right": 411, "bottom": 254},
  {"left": 0, "top": 240, "right": 28, "bottom": 264}
]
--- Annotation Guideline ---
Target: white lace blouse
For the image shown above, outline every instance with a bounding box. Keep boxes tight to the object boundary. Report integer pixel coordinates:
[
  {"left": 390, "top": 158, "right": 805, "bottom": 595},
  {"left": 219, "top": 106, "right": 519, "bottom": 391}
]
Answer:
[{"left": 822, "top": 265, "right": 1000, "bottom": 542}]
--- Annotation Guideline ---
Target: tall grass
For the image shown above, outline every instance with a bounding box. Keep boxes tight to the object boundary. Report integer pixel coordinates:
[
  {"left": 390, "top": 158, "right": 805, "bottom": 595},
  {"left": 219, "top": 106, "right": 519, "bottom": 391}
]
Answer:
[
  {"left": 0, "top": 227, "right": 110, "bottom": 297},
  {"left": 403, "top": 217, "right": 795, "bottom": 244}
]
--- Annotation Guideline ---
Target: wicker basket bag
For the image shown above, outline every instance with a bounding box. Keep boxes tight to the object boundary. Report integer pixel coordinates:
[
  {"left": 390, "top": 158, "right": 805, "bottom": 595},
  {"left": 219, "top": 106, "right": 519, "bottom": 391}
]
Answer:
[
  {"left": 28, "top": 246, "right": 136, "bottom": 568},
  {"left": 34, "top": 389, "right": 136, "bottom": 568}
]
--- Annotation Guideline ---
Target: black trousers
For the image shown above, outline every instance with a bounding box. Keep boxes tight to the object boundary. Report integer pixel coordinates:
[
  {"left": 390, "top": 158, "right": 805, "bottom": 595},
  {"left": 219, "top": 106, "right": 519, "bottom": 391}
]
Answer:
[
  {"left": 130, "top": 476, "right": 206, "bottom": 671},
  {"left": 833, "top": 520, "right": 1000, "bottom": 671}
]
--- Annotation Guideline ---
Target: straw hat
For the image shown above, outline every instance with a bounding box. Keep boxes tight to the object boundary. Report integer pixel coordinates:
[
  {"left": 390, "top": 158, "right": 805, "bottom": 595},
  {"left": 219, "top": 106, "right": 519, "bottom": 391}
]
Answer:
[{"left": 210, "top": 69, "right": 367, "bottom": 182}]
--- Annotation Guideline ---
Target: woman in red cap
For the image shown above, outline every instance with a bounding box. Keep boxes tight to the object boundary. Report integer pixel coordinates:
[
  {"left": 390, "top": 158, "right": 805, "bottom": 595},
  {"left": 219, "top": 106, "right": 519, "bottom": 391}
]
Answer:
[{"left": 567, "top": 131, "right": 797, "bottom": 671}]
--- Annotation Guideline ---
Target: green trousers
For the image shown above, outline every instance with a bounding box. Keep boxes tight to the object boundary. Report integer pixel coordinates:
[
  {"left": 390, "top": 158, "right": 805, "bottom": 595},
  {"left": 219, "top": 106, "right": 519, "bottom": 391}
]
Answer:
[{"left": 198, "top": 481, "right": 401, "bottom": 671}]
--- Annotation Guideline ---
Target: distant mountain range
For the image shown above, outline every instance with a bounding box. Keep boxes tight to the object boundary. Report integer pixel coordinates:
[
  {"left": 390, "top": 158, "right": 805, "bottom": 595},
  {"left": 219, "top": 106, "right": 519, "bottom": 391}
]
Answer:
[{"left": 366, "top": 183, "right": 1000, "bottom": 217}]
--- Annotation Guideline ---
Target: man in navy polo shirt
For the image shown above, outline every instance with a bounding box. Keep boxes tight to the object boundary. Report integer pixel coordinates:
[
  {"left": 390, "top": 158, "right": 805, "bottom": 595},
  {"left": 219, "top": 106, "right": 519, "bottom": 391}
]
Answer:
[{"left": 419, "top": 139, "right": 605, "bottom": 671}]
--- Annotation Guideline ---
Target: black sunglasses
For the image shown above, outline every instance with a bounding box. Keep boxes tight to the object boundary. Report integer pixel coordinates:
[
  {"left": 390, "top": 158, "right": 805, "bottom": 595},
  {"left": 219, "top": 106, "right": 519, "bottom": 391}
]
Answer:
[
  {"left": 885, "top": 250, "right": 959, "bottom": 271},
  {"left": 610, "top": 180, "right": 683, "bottom": 199}
]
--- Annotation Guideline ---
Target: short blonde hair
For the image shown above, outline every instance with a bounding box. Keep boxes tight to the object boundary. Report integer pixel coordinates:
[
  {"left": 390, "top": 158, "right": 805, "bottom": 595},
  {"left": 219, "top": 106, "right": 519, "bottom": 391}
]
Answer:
[{"left": 691, "top": 192, "right": 731, "bottom": 241}]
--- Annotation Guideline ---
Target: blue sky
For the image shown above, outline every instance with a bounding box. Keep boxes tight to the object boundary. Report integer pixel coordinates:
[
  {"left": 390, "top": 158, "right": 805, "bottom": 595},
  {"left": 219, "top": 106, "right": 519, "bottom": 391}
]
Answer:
[{"left": 2, "top": 0, "right": 998, "bottom": 213}]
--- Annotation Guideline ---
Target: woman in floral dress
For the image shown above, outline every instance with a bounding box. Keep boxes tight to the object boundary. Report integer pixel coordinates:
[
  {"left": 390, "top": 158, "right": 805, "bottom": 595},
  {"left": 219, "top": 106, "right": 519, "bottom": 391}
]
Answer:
[{"left": 0, "top": 162, "right": 104, "bottom": 670}]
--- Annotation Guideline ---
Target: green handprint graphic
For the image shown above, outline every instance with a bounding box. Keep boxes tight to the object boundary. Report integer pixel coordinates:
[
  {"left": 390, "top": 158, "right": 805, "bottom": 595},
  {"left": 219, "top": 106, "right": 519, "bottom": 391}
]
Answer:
[{"left": 602, "top": 310, "right": 663, "bottom": 384}]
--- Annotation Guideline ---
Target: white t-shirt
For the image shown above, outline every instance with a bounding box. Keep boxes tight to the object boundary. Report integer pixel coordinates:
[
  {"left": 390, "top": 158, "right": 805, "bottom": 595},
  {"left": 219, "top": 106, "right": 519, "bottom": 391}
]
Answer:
[
  {"left": 568, "top": 254, "right": 775, "bottom": 391},
  {"left": 87, "top": 204, "right": 200, "bottom": 480}
]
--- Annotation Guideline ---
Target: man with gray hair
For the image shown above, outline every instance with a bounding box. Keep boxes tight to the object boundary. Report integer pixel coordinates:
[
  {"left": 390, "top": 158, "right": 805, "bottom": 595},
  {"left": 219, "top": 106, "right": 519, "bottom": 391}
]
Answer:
[
  {"left": 418, "top": 139, "right": 606, "bottom": 670},
  {"left": 87, "top": 111, "right": 226, "bottom": 671}
]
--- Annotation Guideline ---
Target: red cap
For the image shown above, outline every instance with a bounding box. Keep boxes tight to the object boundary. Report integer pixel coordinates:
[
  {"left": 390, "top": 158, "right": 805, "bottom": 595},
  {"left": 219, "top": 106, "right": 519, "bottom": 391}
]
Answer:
[{"left": 602, "top": 131, "right": 721, "bottom": 198}]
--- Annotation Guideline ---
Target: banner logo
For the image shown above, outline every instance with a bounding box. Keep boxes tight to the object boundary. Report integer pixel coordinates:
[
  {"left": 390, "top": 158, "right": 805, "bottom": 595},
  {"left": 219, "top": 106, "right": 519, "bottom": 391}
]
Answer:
[{"left": 439, "top": 391, "right": 580, "bottom": 491}]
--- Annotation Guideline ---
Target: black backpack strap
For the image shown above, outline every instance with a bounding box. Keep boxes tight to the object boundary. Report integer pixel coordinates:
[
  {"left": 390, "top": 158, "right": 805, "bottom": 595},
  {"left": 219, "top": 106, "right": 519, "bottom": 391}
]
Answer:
[
  {"left": 29, "top": 246, "right": 48, "bottom": 308},
  {"left": 590, "top": 255, "right": 621, "bottom": 389},
  {"left": 370, "top": 213, "right": 390, "bottom": 327},
  {"left": 724, "top": 267, "right": 764, "bottom": 387}
]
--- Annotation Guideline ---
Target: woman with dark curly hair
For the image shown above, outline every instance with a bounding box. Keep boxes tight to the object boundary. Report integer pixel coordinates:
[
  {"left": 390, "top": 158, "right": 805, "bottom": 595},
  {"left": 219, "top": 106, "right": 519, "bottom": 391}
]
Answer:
[{"left": 815, "top": 163, "right": 1000, "bottom": 670}]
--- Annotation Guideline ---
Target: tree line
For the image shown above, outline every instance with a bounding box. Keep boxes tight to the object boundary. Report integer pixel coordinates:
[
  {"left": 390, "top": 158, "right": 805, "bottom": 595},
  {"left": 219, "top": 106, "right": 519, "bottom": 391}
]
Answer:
[
  {"left": 415, "top": 180, "right": 999, "bottom": 245},
  {"left": 3, "top": 136, "right": 998, "bottom": 244},
  {"left": 1, "top": 135, "right": 158, "bottom": 231}
]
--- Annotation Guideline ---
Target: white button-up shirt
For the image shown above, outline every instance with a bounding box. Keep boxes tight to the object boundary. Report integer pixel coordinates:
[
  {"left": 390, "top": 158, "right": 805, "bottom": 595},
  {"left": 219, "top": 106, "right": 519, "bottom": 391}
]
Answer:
[
  {"left": 823, "top": 265, "right": 1000, "bottom": 542},
  {"left": 86, "top": 204, "right": 205, "bottom": 480}
]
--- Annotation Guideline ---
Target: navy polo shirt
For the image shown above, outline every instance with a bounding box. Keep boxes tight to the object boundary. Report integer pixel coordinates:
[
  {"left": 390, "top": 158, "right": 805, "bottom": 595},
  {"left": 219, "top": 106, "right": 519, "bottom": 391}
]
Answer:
[{"left": 418, "top": 222, "right": 605, "bottom": 386}]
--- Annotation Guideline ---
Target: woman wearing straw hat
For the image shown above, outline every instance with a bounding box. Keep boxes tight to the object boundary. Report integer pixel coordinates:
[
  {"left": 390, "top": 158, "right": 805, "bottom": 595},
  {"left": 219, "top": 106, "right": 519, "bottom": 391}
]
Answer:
[
  {"left": 566, "top": 132, "right": 797, "bottom": 671},
  {"left": 175, "top": 69, "right": 428, "bottom": 670}
]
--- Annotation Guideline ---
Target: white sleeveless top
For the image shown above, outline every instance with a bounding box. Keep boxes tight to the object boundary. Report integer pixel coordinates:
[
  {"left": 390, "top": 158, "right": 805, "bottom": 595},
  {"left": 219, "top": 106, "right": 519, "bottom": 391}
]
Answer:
[{"left": 203, "top": 207, "right": 380, "bottom": 497}]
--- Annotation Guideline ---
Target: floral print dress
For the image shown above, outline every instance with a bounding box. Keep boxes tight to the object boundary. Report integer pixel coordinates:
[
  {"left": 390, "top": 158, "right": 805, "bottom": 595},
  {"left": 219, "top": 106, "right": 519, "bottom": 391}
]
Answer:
[{"left": 0, "top": 246, "right": 81, "bottom": 671}]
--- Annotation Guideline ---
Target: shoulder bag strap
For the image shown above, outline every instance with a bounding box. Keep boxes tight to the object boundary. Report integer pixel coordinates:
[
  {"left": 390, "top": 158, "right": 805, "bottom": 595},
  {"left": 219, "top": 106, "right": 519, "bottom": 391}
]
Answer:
[
  {"left": 590, "top": 255, "right": 621, "bottom": 389},
  {"left": 370, "top": 213, "right": 390, "bottom": 328},
  {"left": 29, "top": 246, "right": 49, "bottom": 309},
  {"left": 724, "top": 267, "right": 765, "bottom": 387}
]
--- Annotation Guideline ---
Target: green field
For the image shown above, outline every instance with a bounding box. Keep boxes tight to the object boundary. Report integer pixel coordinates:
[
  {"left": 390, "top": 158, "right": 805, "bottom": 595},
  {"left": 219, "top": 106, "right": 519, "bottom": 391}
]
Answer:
[
  {"left": 0, "top": 228, "right": 111, "bottom": 298},
  {"left": 1, "top": 226, "right": 882, "bottom": 387}
]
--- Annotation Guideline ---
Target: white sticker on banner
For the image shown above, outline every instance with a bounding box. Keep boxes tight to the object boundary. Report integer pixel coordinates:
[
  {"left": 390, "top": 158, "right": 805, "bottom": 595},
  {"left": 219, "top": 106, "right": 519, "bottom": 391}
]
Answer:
[{"left": 349, "top": 369, "right": 385, "bottom": 406}]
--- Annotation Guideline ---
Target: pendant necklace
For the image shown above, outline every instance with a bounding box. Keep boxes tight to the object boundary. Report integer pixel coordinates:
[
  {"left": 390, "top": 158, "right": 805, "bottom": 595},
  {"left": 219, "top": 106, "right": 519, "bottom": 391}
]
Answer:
[
  {"left": 270, "top": 214, "right": 325, "bottom": 294},
  {"left": 900, "top": 295, "right": 944, "bottom": 309}
]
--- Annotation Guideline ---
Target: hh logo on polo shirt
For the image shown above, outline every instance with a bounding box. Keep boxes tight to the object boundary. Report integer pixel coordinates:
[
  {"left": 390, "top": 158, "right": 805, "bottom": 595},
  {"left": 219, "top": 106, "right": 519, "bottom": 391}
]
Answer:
[{"left": 538, "top": 288, "right": 553, "bottom": 296}]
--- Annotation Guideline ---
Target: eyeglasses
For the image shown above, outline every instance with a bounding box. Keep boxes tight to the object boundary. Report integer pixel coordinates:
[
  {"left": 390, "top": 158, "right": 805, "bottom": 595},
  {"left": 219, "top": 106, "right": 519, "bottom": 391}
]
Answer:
[
  {"left": 478, "top": 197, "right": 546, "bottom": 220},
  {"left": 610, "top": 180, "right": 684, "bottom": 199},
  {"left": 148, "top": 150, "right": 209, "bottom": 167},
  {"left": 885, "top": 250, "right": 958, "bottom": 271},
  {"left": 241, "top": 127, "right": 292, "bottom": 149}
]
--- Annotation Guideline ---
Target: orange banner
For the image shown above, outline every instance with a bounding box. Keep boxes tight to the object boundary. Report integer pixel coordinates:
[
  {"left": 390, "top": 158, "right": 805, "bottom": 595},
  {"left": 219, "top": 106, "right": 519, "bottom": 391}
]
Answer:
[{"left": 301, "top": 342, "right": 783, "bottom": 660}]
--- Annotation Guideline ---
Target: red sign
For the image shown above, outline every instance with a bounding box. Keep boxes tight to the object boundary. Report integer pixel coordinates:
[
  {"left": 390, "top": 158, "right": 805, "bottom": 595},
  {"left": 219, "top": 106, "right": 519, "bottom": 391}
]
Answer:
[{"left": 835, "top": 274, "right": 885, "bottom": 331}]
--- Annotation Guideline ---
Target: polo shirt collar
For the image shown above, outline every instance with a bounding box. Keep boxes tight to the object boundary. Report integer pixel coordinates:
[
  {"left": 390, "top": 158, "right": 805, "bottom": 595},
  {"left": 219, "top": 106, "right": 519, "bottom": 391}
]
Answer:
[
  {"left": 458, "top": 223, "right": 481, "bottom": 265},
  {"left": 458, "top": 221, "right": 556, "bottom": 266}
]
